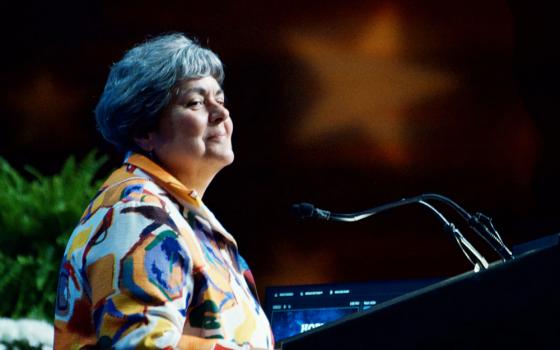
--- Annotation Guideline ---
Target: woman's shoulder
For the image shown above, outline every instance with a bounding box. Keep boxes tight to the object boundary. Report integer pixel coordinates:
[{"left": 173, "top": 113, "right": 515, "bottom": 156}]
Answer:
[
  {"left": 77, "top": 174, "right": 174, "bottom": 232},
  {"left": 66, "top": 176, "right": 184, "bottom": 265}
]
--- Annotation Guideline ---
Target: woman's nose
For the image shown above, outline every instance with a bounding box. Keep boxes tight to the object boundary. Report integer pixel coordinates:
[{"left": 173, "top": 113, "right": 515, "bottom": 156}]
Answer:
[{"left": 209, "top": 102, "right": 229, "bottom": 124}]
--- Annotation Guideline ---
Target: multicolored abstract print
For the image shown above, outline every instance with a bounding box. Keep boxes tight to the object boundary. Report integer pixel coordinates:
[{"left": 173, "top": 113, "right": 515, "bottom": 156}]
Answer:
[{"left": 54, "top": 153, "right": 274, "bottom": 349}]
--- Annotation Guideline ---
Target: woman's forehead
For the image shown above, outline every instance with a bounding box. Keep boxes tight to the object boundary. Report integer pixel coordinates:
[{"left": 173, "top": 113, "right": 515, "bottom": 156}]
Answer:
[{"left": 176, "top": 76, "right": 223, "bottom": 95}]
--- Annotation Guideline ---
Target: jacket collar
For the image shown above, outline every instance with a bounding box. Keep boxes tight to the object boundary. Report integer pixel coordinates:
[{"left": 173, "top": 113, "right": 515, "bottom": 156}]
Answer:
[{"left": 124, "top": 152, "right": 237, "bottom": 247}]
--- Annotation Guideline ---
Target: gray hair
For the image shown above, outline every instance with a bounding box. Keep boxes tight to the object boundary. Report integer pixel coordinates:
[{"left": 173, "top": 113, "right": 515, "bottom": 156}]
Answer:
[{"left": 95, "top": 33, "right": 225, "bottom": 152}]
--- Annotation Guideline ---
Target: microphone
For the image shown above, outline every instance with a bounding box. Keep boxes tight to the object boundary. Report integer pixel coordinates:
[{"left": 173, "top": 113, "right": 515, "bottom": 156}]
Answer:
[
  {"left": 292, "top": 193, "right": 514, "bottom": 269},
  {"left": 292, "top": 197, "right": 425, "bottom": 222},
  {"left": 291, "top": 202, "right": 331, "bottom": 220}
]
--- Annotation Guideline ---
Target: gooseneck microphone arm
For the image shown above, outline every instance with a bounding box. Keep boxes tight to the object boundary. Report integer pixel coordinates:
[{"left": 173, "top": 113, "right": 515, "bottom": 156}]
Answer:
[
  {"left": 414, "top": 194, "right": 513, "bottom": 261},
  {"left": 292, "top": 196, "right": 490, "bottom": 271},
  {"left": 292, "top": 193, "right": 514, "bottom": 266},
  {"left": 417, "top": 200, "right": 489, "bottom": 271}
]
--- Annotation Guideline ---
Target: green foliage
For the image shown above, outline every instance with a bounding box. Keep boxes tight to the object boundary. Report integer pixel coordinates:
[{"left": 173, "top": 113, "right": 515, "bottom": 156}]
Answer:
[{"left": 0, "top": 151, "right": 108, "bottom": 321}]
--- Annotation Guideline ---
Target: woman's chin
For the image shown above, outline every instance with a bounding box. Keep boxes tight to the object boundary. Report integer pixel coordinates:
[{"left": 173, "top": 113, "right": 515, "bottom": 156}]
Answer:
[
  {"left": 223, "top": 151, "right": 235, "bottom": 166},
  {"left": 211, "top": 150, "right": 234, "bottom": 167}
]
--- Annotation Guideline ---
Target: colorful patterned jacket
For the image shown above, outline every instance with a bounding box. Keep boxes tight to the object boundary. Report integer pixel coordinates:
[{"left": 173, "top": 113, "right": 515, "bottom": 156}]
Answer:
[{"left": 54, "top": 153, "right": 274, "bottom": 349}]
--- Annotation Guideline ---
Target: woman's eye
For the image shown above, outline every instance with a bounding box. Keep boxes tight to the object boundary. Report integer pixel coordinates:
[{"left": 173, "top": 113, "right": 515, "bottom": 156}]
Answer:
[
  {"left": 185, "top": 100, "right": 203, "bottom": 108},
  {"left": 217, "top": 95, "right": 227, "bottom": 106}
]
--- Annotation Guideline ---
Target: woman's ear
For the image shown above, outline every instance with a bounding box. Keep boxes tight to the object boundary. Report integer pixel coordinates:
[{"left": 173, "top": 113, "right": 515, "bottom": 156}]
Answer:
[{"left": 133, "top": 131, "right": 156, "bottom": 153}]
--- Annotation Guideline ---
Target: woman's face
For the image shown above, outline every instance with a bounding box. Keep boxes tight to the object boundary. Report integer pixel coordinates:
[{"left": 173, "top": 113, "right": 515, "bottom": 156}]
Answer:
[{"left": 150, "top": 76, "right": 234, "bottom": 177}]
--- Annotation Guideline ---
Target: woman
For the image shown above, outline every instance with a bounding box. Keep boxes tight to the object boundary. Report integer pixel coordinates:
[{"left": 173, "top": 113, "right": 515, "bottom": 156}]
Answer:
[{"left": 54, "top": 33, "right": 274, "bottom": 350}]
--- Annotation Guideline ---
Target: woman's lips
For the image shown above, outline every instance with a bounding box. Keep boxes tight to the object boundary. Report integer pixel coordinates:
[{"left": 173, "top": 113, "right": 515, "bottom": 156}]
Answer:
[{"left": 206, "top": 132, "right": 227, "bottom": 141}]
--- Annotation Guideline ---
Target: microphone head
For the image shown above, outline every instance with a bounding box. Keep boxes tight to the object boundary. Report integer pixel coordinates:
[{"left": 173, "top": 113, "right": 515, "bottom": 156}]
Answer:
[{"left": 291, "top": 202, "right": 316, "bottom": 219}]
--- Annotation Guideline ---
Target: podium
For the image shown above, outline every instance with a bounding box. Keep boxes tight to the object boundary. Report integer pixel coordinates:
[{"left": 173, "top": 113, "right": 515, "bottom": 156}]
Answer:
[{"left": 279, "top": 239, "right": 560, "bottom": 349}]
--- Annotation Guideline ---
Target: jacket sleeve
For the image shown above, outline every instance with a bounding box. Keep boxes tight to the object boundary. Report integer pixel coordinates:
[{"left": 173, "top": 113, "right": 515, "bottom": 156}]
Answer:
[{"left": 85, "top": 200, "right": 192, "bottom": 348}]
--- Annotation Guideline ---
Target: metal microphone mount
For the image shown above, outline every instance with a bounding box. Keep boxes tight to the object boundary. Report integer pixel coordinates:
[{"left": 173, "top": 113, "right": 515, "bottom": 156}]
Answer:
[{"left": 292, "top": 193, "right": 514, "bottom": 272}]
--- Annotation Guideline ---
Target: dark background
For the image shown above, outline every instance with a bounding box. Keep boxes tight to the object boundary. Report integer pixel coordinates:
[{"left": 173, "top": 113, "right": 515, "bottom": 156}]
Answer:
[{"left": 1, "top": 0, "right": 558, "bottom": 299}]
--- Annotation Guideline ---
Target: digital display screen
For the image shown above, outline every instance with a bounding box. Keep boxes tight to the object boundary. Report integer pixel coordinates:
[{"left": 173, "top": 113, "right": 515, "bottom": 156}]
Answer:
[{"left": 264, "top": 278, "right": 442, "bottom": 341}]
